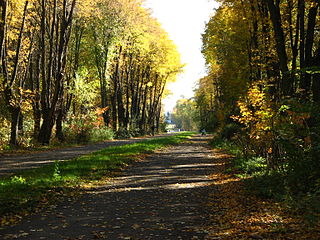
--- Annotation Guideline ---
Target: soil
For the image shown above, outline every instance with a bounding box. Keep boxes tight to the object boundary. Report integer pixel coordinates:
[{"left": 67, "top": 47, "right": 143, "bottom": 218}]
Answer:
[{"left": 0, "top": 135, "right": 217, "bottom": 239}]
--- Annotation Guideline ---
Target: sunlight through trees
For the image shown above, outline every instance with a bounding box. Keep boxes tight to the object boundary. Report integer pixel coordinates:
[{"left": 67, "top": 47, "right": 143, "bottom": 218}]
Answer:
[{"left": 0, "top": 0, "right": 183, "bottom": 147}]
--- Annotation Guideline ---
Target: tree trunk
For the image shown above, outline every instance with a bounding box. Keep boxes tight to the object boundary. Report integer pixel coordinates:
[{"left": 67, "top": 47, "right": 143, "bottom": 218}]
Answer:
[
  {"left": 55, "top": 108, "right": 65, "bottom": 141},
  {"left": 0, "top": 0, "right": 7, "bottom": 62},
  {"left": 303, "top": 0, "right": 318, "bottom": 93},
  {"left": 9, "top": 107, "right": 21, "bottom": 146},
  {"left": 111, "top": 95, "right": 118, "bottom": 131},
  {"left": 139, "top": 85, "right": 148, "bottom": 133},
  {"left": 18, "top": 113, "right": 24, "bottom": 137},
  {"left": 155, "top": 105, "right": 161, "bottom": 133},
  {"left": 33, "top": 109, "right": 41, "bottom": 139},
  {"left": 38, "top": 111, "right": 55, "bottom": 144},
  {"left": 265, "top": 0, "right": 292, "bottom": 96},
  {"left": 287, "top": 0, "right": 299, "bottom": 88},
  {"left": 92, "top": 29, "right": 111, "bottom": 126},
  {"left": 1, "top": 1, "right": 28, "bottom": 146},
  {"left": 38, "top": 0, "right": 76, "bottom": 144},
  {"left": 31, "top": 52, "right": 42, "bottom": 139}
]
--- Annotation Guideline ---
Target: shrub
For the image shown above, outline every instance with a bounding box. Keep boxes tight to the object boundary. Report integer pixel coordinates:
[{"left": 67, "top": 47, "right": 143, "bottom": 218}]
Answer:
[
  {"left": 234, "top": 156, "right": 267, "bottom": 175},
  {"left": 63, "top": 108, "right": 114, "bottom": 144},
  {"left": 64, "top": 115, "right": 94, "bottom": 143},
  {"left": 90, "top": 126, "right": 114, "bottom": 142},
  {"left": 115, "top": 128, "right": 132, "bottom": 139},
  {"left": 129, "top": 128, "right": 142, "bottom": 137},
  {"left": 221, "top": 123, "right": 242, "bottom": 140},
  {"left": 246, "top": 172, "right": 286, "bottom": 200}
]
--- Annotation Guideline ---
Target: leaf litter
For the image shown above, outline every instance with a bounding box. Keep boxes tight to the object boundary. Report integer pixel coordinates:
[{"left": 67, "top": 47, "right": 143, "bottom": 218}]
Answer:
[{"left": 206, "top": 149, "right": 320, "bottom": 239}]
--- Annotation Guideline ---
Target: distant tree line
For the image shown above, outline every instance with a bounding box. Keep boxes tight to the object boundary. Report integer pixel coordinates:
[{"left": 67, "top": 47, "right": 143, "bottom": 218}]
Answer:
[{"left": 171, "top": 98, "right": 197, "bottom": 131}]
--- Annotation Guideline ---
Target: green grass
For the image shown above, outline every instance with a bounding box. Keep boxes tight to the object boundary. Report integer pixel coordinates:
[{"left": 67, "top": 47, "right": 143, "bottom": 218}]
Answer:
[
  {"left": 209, "top": 138, "right": 268, "bottom": 176},
  {"left": 0, "top": 141, "right": 82, "bottom": 155},
  {"left": 209, "top": 137, "right": 283, "bottom": 196},
  {"left": 0, "top": 132, "right": 193, "bottom": 220}
]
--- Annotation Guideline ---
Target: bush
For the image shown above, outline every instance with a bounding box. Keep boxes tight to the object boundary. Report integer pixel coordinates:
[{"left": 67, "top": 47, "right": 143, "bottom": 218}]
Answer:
[
  {"left": 234, "top": 156, "right": 267, "bottom": 175},
  {"left": 115, "top": 128, "right": 132, "bottom": 139},
  {"left": 64, "top": 125, "right": 92, "bottom": 144},
  {"left": 246, "top": 172, "right": 286, "bottom": 200},
  {"left": 129, "top": 128, "right": 142, "bottom": 137},
  {"left": 90, "top": 126, "right": 114, "bottom": 142},
  {"left": 63, "top": 114, "right": 93, "bottom": 143},
  {"left": 285, "top": 190, "right": 320, "bottom": 225},
  {"left": 221, "top": 123, "right": 242, "bottom": 140},
  {"left": 64, "top": 123, "right": 114, "bottom": 144}
]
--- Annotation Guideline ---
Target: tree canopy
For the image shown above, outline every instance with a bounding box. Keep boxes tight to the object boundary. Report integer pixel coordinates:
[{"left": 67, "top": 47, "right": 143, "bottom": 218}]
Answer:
[
  {"left": 0, "top": 0, "right": 183, "bottom": 147},
  {"left": 195, "top": 0, "right": 320, "bottom": 198}
]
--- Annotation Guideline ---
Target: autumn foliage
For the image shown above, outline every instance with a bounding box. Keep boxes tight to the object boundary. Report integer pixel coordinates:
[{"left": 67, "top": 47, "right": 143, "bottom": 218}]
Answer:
[
  {"left": 195, "top": 0, "right": 320, "bottom": 223},
  {"left": 0, "top": 0, "right": 182, "bottom": 148}
]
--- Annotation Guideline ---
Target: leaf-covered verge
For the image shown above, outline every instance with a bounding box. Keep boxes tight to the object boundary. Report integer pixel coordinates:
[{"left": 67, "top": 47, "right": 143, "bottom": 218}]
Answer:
[
  {"left": 0, "top": 132, "right": 193, "bottom": 228},
  {"left": 207, "top": 140, "right": 320, "bottom": 239}
]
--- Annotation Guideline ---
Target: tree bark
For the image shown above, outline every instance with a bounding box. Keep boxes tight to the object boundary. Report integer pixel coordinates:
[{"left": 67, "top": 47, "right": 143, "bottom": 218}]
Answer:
[
  {"left": 303, "top": 0, "right": 318, "bottom": 92},
  {"left": 0, "top": 0, "right": 7, "bottom": 62},
  {"left": 9, "top": 107, "right": 21, "bottom": 146},
  {"left": 1, "top": 1, "right": 28, "bottom": 146},
  {"left": 55, "top": 108, "right": 65, "bottom": 141},
  {"left": 38, "top": 0, "right": 76, "bottom": 144},
  {"left": 265, "top": 0, "right": 292, "bottom": 96},
  {"left": 30, "top": 51, "right": 41, "bottom": 138}
]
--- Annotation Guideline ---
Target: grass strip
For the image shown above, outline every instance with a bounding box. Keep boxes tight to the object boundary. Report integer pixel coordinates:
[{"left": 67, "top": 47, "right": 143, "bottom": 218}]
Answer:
[{"left": 0, "top": 132, "right": 194, "bottom": 224}]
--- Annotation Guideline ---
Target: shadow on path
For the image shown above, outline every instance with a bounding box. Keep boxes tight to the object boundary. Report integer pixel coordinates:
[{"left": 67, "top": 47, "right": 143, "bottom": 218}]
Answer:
[{"left": 0, "top": 135, "right": 216, "bottom": 239}]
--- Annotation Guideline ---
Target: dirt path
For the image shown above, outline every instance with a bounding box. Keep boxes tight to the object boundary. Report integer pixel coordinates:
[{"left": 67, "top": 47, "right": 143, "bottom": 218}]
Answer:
[
  {"left": 0, "top": 135, "right": 217, "bottom": 239},
  {"left": 0, "top": 134, "right": 175, "bottom": 176}
]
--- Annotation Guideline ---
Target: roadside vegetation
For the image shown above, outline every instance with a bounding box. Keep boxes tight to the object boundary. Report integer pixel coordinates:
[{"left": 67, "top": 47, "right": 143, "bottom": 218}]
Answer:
[
  {"left": 210, "top": 134, "right": 320, "bottom": 227},
  {"left": 207, "top": 147, "right": 320, "bottom": 239},
  {"left": 0, "top": 132, "right": 193, "bottom": 226},
  {"left": 166, "top": 0, "right": 320, "bottom": 228}
]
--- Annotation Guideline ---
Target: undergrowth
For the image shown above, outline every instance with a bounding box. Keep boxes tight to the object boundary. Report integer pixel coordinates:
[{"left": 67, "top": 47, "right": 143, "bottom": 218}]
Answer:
[{"left": 210, "top": 136, "right": 320, "bottom": 225}]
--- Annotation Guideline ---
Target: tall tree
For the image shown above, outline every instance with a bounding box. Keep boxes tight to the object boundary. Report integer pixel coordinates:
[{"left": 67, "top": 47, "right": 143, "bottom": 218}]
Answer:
[{"left": 37, "top": 0, "right": 76, "bottom": 144}]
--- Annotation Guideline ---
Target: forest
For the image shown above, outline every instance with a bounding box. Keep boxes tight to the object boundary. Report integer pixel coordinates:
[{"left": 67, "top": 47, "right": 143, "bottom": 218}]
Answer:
[
  {"left": 0, "top": 0, "right": 320, "bottom": 237},
  {"left": 0, "top": 0, "right": 182, "bottom": 148},
  {"left": 0, "top": 0, "right": 319, "bottom": 214},
  {"left": 177, "top": 0, "right": 320, "bottom": 219}
]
